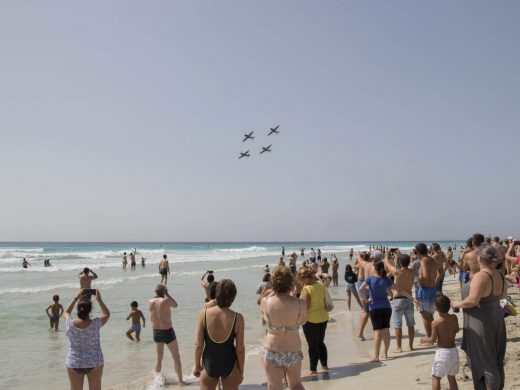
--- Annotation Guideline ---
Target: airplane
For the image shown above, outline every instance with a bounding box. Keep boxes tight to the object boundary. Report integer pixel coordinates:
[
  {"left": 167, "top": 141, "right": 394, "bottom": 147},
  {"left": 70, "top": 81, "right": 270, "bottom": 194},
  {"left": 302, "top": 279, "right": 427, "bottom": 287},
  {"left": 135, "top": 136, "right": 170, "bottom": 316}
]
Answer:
[
  {"left": 242, "top": 131, "right": 254, "bottom": 142},
  {"left": 268, "top": 125, "right": 280, "bottom": 136},
  {"left": 238, "top": 151, "right": 250, "bottom": 159},
  {"left": 260, "top": 145, "right": 272, "bottom": 154}
]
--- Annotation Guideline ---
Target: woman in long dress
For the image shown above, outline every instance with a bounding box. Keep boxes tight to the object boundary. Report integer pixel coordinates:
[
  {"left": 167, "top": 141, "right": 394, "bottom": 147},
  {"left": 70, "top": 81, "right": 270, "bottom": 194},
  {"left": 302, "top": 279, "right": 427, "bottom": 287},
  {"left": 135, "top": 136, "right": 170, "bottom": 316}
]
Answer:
[{"left": 452, "top": 244, "right": 507, "bottom": 390}]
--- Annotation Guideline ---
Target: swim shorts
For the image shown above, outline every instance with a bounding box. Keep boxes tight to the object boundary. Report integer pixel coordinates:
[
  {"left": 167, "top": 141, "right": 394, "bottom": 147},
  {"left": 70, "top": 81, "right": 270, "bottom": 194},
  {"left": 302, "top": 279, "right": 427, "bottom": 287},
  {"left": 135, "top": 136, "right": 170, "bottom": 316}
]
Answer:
[
  {"left": 159, "top": 269, "right": 167, "bottom": 276},
  {"left": 153, "top": 328, "right": 176, "bottom": 344},
  {"left": 390, "top": 297, "right": 415, "bottom": 328},
  {"left": 131, "top": 323, "right": 141, "bottom": 332},
  {"left": 431, "top": 347, "right": 459, "bottom": 377},
  {"left": 417, "top": 286, "right": 437, "bottom": 313},
  {"left": 369, "top": 308, "right": 392, "bottom": 330}
]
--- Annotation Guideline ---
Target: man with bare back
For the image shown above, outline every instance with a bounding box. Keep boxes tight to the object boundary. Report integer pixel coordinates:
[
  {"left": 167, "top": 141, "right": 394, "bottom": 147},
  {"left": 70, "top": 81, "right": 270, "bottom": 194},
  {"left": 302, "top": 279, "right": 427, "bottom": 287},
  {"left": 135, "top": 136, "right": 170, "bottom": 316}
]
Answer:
[
  {"left": 463, "top": 233, "right": 484, "bottom": 280},
  {"left": 384, "top": 250, "right": 415, "bottom": 352},
  {"left": 431, "top": 243, "right": 447, "bottom": 292},
  {"left": 416, "top": 243, "right": 437, "bottom": 339},
  {"left": 78, "top": 267, "right": 98, "bottom": 289},
  {"left": 355, "top": 251, "right": 378, "bottom": 340},
  {"left": 159, "top": 254, "right": 170, "bottom": 284},
  {"left": 149, "top": 284, "right": 186, "bottom": 386}
]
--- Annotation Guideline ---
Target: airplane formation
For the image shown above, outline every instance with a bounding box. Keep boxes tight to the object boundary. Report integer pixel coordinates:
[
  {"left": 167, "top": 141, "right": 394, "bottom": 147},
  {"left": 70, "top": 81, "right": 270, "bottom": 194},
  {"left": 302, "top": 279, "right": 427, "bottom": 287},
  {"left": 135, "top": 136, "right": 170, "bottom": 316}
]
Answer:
[{"left": 239, "top": 126, "right": 279, "bottom": 159}]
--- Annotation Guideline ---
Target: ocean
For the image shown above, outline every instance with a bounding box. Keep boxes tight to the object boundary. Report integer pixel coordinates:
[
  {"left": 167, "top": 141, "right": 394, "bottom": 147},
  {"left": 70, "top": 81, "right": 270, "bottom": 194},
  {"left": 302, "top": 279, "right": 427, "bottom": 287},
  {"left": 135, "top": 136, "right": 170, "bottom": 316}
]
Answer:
[{"left": 0, "top": 241, "right": 463, "bottom": 389}]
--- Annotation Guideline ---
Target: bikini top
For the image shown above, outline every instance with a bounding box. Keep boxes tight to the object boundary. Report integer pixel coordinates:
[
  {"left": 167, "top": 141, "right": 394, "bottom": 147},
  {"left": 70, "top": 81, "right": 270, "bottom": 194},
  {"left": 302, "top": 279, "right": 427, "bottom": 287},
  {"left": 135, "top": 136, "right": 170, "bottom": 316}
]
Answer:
[{"left": 265, "top": 297, "right": 301, "bottom": 333}]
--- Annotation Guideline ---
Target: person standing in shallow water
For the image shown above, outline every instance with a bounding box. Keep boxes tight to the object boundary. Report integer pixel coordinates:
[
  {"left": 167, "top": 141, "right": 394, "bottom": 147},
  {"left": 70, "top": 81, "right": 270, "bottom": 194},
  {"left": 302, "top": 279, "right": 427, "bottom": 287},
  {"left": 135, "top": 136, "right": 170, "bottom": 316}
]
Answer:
[
  {"left": 149, "top": 284, "right": 186, "bottom": 386},
  {"left": 159, "top": 254, "right": 170, "bottom": 284}
]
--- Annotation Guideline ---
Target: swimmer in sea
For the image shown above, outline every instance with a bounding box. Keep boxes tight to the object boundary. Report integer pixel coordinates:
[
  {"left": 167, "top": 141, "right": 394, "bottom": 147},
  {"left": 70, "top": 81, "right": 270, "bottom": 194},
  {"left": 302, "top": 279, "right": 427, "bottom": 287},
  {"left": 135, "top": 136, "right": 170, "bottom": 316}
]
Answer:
[
  {"left": 159, "top": 255, "right": 170, "bottom": 284},
  {"left": 22, "top": 258, "right": 30, "bottom": 269}
]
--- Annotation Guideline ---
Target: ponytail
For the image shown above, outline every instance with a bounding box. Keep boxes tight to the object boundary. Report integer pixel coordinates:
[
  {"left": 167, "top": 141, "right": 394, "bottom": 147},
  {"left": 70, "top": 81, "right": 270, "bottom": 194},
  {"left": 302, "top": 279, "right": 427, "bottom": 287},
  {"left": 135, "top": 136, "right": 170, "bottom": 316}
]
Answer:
[{"left": 375, "top": 261, "right": 387, "bottom": 278}]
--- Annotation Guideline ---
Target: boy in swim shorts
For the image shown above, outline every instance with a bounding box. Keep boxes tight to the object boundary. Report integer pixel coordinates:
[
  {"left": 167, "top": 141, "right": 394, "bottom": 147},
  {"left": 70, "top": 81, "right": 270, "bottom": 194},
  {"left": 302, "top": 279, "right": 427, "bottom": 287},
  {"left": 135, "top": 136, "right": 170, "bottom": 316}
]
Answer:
[
  {"left": 420, "top": 294, "right": 460, "bottom": 390},
  {"left": 126, "top": 301, "right": 145, "bottom": 341},
  {"left": 45, "top": 294, "right": 64, "bottom": 331}
]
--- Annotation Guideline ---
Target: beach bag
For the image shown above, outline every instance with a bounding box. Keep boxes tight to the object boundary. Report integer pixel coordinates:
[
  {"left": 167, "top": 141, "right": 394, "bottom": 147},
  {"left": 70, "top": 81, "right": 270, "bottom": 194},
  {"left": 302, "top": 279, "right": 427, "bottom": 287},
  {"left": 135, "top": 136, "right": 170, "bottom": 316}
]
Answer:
[
  {"left": 500, "top": 296, "right": 518, "bottom": 317},
  {"left": 325, "top": 289, "right": 334, "bottom": 312}
]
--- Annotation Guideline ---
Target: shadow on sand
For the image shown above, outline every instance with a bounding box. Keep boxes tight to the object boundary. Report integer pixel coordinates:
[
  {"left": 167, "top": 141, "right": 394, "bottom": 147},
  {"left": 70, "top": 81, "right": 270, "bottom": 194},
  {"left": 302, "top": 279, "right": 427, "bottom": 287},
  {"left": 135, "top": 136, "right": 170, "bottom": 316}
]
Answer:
[{"left": 302, "top": 361, "right": 382, "bottom": 383}]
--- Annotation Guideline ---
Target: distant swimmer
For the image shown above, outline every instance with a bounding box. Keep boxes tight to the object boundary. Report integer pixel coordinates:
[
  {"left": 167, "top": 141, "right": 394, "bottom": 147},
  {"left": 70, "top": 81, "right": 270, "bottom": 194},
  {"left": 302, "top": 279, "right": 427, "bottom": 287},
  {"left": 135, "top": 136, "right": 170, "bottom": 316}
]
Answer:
[
  {"left": 259, "top": 145, "right": 272, "bottom": 154},
  {"left": 78, "top": 267, "right": 98, "bottom": 289},
  {"left": 126, "top": 301, "right": 145, "bottom": 342},
  {"left": 238, "top": 150, "right": 250, "bottom": 159},
  {"left": 141, "top": 257, "right": 146, "bottom": 268},
  {"left": 282, "top": 246, "right": 285, "bottom": 257},
  {"left": 268, "top": 125, "right": 280, "bottom": 135},
  {"left": 45, "top": 294, "right": 64, "bottom": 331},
  {"left": 301, "top": 247, "right": 305, "bottom": 258},
  {"left": 242, "top": 131, "right": 254, "bottom": 142},
  {"left": 22, "top": 258, "right": 30, "bottom": 269},
  {"left": 159, "top": 255, "right": 170, "bottom": 284},
  {"left": 130, "top": 250, "right": 137, "bottom": 271},
  {"left": 122, "top": 252, "right": 128, "bottom": 269}
]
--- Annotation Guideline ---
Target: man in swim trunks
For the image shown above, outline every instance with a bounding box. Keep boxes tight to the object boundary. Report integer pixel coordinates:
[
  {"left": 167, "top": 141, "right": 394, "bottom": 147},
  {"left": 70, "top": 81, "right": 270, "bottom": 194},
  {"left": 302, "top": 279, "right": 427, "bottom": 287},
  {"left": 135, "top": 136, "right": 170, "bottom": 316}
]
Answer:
[
  {"left": 431, "top": 243, "right": 447, "bottom": 292},
  {"left": 159, "top": 255, "right": 170, "bottom": 285},
  {"left": 78, "top": 267, "right": 98, "bottom": 289},
  {"left": 415, "top": 243, "right": 437, "bottom": 339},
  {"left": 122, "top": 252, "right": 128, "bottom": 269},
  {"left": 22, "top": 258, "right": 30, "bottom": 268},
  {"left": 149, "top": 284, "right": 186, "bottom": 385},
  {"left": 45, "top": 294, "right": 64, "bottom": 331}
]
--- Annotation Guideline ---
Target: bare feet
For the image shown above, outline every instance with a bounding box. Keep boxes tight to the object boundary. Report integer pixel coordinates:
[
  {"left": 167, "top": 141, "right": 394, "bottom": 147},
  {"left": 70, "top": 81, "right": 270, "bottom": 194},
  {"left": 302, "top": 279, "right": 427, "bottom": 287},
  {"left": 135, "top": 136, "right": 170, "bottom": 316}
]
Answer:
[
  {"left": 307, "top": 371, "right": 318, "bottom": 376},
  {"left": 179, "top": 380, "right": 188, "bottom": 386},
  {"left": 356, "top": 335, "right": 366, "bottom": 341},
  {"left": 369, "top": 357, "right": 380, "bottom": 363},
  {"left": 392, "top": 348, "right": 403, "bottom": 353}
]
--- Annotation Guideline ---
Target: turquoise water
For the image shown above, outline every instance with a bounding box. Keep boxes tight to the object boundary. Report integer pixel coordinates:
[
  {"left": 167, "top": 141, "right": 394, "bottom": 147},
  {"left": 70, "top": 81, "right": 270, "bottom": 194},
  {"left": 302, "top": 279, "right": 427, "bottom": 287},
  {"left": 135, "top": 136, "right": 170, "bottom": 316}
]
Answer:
[{"left": 0, "top": 241, "right": 463, "bottom": 389}]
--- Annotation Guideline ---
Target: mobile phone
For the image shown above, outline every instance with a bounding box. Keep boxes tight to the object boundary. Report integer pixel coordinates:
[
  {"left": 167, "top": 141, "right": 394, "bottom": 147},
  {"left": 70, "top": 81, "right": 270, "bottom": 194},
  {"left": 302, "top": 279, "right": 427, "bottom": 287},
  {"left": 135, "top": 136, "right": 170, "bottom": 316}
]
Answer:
[{"left": 83, "top": 289, "right": 97, "bottom": 297}]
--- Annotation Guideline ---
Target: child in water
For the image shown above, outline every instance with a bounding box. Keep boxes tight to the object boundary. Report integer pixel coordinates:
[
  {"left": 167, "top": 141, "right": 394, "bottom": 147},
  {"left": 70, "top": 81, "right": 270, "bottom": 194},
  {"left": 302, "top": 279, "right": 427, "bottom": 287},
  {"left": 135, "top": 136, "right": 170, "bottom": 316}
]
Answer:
[
  {"left": 45, "top": 295, "right": 64, "bottom": 331},
  {"left": 126, "top": 301, "right": 145, "bottom": 341},
  {"left": 420, "top": 294, "right": 460, "bottom": 390}
]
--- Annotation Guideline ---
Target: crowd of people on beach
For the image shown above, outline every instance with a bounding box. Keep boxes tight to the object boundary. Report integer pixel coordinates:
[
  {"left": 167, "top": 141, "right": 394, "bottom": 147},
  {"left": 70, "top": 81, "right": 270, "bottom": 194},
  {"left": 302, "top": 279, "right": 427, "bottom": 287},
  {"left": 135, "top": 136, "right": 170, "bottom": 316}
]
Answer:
[{"left": 40, "top": 237, "right": 519, "bottom": 390}]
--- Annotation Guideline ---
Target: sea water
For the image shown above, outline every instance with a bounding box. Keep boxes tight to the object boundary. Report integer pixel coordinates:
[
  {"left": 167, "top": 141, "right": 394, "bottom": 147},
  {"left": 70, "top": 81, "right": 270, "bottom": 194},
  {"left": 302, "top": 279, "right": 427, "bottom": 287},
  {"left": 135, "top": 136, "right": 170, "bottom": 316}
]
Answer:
[{"left": 0, "top": 241, "right": 463, "bottom": 389}]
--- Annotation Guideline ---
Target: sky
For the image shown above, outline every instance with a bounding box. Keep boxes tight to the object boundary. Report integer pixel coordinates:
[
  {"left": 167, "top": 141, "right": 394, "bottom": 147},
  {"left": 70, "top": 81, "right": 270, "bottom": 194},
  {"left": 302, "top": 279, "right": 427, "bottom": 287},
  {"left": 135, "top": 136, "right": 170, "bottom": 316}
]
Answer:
[{"left": 1, "top": 1, "right": 519, "bottom": 242}]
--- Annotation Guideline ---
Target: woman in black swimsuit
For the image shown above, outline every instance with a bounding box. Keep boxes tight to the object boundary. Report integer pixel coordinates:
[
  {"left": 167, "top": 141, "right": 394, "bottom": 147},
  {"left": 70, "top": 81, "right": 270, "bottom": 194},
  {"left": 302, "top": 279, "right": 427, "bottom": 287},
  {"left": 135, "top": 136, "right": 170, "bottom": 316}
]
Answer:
[{"left": 193, "top": 279, "right": 245, "bottom": 390}]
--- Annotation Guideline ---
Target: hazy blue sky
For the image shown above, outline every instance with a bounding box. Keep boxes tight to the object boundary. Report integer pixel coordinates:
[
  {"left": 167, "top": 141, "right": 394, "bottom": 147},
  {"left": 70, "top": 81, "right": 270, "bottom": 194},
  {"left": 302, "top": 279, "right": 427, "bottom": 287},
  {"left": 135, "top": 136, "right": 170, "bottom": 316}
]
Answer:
[{"left": 1, "top": 1, "right": 519, "bottom": 242}]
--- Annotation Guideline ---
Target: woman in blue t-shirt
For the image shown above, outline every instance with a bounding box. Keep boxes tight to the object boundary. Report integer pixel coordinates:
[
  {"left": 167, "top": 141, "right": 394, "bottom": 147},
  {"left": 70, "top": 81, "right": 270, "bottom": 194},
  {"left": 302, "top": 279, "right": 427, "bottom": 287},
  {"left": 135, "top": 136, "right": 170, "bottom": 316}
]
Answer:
[{"left": 359, "top": 261, "right": 408, "bottom": 362}]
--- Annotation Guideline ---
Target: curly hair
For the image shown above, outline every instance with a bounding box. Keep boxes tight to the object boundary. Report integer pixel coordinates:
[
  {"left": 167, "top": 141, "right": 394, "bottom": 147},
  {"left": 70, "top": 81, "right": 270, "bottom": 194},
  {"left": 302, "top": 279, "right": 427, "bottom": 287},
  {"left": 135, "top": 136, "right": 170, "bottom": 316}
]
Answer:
[
  {"left": 271, "top": 266, "right": 294, "bottom": 294},
  {"left": 297, "top": 266, "right": 316, "bottom": 282},
  {"left": 215, "top": 279, "right": 237, "bottom": 308}
]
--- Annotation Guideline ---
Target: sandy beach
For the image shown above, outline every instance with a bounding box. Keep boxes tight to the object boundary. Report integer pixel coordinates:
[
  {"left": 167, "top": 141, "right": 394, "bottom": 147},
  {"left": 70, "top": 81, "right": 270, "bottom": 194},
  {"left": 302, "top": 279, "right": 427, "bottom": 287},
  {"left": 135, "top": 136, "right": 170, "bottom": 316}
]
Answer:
[{"left": 238, "top": 278, "right": 520, "bottom": 390}]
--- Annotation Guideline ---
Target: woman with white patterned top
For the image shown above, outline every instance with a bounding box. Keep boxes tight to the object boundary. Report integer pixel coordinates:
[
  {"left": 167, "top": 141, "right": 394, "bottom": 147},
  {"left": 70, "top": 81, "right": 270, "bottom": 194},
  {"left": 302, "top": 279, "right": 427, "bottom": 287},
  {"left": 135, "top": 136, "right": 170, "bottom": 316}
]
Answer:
[{"left": 64, "top": 289, "right": 110, "bottom": 390}]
